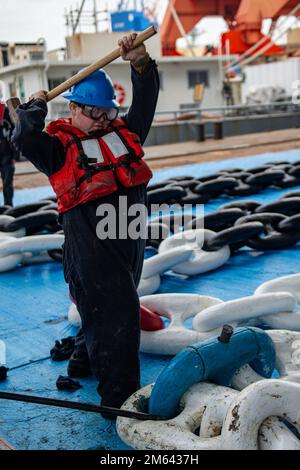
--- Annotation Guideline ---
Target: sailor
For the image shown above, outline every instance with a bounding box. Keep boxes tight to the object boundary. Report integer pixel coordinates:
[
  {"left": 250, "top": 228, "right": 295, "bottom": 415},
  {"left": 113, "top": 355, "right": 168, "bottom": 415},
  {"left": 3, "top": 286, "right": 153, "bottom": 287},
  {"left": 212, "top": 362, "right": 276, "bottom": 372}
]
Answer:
[
  {"left": 0, "top": 104, "right": 15, "bottom": 206},
  {"left": 12, "top": 33, "right": 159, "bottom": 417}
]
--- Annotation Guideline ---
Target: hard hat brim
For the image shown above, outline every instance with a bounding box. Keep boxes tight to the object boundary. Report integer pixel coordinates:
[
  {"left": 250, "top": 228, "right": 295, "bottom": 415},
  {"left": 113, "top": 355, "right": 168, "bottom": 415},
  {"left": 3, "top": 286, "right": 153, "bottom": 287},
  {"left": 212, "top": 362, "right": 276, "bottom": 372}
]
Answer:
[{"left": 62, "top": 91, "right": 120, "bottom": 108}]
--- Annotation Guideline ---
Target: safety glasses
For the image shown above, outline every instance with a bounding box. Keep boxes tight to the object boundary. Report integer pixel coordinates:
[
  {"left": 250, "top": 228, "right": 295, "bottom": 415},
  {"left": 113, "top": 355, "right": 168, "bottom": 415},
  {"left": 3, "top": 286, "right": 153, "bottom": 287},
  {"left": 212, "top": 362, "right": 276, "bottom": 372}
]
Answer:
[{"left": 77, "top": 103, "right": 119, "bottom": 121}]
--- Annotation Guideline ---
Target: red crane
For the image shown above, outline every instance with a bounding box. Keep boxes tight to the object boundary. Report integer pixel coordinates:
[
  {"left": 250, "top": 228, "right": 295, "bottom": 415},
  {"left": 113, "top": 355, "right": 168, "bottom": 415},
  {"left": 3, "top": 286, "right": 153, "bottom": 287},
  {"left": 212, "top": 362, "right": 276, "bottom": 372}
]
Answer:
[{"left": 160, "top": 0, "right": 300, "bottom": 56}]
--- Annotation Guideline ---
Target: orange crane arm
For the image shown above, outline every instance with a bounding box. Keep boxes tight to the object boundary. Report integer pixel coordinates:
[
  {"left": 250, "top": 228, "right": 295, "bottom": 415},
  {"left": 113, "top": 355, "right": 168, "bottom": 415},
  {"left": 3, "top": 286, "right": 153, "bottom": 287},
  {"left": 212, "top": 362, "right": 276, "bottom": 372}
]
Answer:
[
  {"left": 237, "top": 0, "right": 299, "bottom": 30},
  {"left": 160, "top": 0, "right": 299, "bottom": 55},
  {"left": 160, "top": 0, "right": 240, "bottom": 55}
]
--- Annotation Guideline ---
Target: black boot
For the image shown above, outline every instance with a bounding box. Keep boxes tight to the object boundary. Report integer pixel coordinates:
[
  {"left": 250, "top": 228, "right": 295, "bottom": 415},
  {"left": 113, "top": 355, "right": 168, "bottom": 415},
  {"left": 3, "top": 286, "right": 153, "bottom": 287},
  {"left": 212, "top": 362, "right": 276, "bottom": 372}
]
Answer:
[
  {"left": 99, "top": 383, "right": 140, "bottom": 420},
  {"left": 67, "top": 348, "right": 92, "bottom": 378}
]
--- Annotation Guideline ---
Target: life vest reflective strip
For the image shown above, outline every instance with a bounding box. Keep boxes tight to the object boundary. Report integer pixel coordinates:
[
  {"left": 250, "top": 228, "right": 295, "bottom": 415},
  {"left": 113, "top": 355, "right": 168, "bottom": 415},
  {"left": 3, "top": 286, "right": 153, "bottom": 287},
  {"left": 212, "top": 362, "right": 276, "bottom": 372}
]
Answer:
[
  {"left": 105, "top": 119, "right": 153, "bottom": 188},
  {"left": 48, "top": 118, "right": 152, "bottom": 214}
]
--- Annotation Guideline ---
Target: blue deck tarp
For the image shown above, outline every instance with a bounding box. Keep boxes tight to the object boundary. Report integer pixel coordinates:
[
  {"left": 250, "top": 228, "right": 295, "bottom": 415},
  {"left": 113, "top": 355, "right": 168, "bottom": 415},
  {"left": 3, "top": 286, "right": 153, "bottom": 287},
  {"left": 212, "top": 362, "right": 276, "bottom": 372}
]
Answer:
[{"left": 1, "top": 148, "right": 300, "bottom": 449}]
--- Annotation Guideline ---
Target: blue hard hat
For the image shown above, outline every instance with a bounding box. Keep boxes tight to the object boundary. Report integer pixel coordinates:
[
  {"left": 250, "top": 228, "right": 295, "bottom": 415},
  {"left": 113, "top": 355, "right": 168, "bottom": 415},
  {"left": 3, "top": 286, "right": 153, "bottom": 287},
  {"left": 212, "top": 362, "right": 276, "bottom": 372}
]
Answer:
[{"left": 62, "top": 69, "right": 119, "bottom": 108}]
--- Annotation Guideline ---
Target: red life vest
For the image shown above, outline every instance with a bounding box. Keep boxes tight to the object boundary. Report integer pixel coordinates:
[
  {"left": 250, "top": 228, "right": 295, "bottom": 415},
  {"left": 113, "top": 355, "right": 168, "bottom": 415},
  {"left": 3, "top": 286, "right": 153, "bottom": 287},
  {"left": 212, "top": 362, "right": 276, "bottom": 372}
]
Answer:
[{"left": 46, "top": 117, "right": 152, "bottom": 213}]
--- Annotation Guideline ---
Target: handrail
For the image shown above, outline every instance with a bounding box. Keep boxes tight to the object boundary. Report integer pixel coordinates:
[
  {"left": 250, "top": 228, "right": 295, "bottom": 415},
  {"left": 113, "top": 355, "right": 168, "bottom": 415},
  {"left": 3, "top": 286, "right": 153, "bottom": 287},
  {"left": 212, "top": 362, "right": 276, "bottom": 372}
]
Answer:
[
  {"left": 155, "top": 101, "right": 300, "bottom": 114},
  {"left": 45, "top": 100, "right": 300, "bottom": 123},
  {"left": 152, "top": 101, "right": 300, "bottom": 121}
]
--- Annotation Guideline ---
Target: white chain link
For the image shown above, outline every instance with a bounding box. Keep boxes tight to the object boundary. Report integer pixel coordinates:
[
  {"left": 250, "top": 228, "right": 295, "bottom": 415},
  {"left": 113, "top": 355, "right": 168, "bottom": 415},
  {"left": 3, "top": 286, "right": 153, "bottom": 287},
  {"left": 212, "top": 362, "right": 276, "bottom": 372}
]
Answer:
[
  {"left": 117, "top": 380, "right": 300, "bottom": 450},
  {"left": 0, "top": 234, "right": 64, "bottom": 272}
]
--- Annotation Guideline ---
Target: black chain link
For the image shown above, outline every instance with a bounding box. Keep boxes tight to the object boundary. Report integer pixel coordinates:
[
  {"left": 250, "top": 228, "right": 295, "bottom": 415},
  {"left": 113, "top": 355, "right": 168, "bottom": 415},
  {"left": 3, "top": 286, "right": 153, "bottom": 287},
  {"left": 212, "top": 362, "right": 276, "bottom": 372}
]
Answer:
[
  {"left": 205, "top": 193, "right": 300, "bottom": 252},
  {"left": 0, "top": 200, "right": 61, "bottom": 239},
  {"left": 148, "top": 190, "right": 300, "bottom": 254},
  {"left": 147, "top": 160, "right": 300, "bottom": 206},
  {"left": 2, "top": 161, "right": 300, "bottom": 258}
]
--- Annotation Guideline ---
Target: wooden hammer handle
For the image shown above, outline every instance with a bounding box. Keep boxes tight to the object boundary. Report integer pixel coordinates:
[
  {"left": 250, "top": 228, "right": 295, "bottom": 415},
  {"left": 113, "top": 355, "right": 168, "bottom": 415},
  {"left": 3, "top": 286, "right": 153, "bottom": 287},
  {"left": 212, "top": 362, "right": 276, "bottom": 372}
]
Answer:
[{"left": 46, "top": 25, "right": 157, "bottom": 102}]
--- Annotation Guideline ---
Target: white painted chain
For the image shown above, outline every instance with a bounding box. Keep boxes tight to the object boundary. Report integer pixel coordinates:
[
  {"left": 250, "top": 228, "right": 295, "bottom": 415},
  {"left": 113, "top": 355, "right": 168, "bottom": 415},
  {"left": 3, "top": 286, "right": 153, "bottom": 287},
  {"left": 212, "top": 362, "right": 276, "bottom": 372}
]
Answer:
[
  {"left": 0, "top": 340, "right": 6, "bottom": 366},
  {"left": 232, "top": 329, "right": 300, "bottom": 390},
  {"left": 0, "top": 234, "right": 64, "bottom": 272},
  {"left": 253, "top": 273, "right": 300, "bottom": 329},
  {"left": 192, "top": 292, "right": 298, "bottom": 332},
  {"left": 68, "top": 293, "right": 224, "bottom": 353},
  {"left": 69, "top": 273, "right": 300, "bottom": 360},
  {"left": 255, "top": 273, "right": 300, "bottom": 301},
  {"left": 140, "top": 293, "right": 223, "bottom": 355},
  {"left": 158, "top": 229, "right": 230, "bottom": 276},
  {"left": 117, "top": 380, "right": 300, "bottom": 450},
  {"left": 68, "top": 303, "right": 81, "bottom": 327},
  {"left": 137, "top": 246, "right": 194, "bottom": 296},
  {"left": 138, "top": 228, "right": 231, "bottom": 295}
]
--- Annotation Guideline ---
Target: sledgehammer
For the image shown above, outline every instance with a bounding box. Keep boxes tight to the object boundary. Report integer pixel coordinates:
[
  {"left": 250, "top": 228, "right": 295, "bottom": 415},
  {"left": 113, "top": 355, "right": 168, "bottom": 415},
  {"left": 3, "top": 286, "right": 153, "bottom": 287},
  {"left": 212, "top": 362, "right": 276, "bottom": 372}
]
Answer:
[{"left": 6, "top": 25, "right": 157, "bottom": 124}]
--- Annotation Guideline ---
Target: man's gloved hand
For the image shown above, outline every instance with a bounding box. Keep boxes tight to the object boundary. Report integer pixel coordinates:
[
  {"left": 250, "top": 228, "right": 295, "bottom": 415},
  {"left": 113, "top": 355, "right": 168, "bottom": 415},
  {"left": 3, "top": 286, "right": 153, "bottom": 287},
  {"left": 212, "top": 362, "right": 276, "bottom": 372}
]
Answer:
[
  {"left": 118, "top": 33, "right": 149, "bottom": 72},
  {"left": 28, "top": 90, "right": 48, "bottom": 102}
]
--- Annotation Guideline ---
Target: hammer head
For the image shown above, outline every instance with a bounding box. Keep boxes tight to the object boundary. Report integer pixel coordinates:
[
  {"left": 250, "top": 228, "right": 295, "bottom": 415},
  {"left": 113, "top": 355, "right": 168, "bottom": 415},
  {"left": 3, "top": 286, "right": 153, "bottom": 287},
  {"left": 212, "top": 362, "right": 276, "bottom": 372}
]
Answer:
[{"left": 6, "top": 97, "right": 21, "bottom": 125}]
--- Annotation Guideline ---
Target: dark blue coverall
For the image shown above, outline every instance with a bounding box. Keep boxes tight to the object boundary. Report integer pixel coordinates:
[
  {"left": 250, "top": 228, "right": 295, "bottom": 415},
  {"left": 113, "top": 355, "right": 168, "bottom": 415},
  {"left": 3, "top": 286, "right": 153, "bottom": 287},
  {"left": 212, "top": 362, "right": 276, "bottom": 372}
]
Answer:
[{"left": 12, "top": 60, "right": 159, "bottom": 409}]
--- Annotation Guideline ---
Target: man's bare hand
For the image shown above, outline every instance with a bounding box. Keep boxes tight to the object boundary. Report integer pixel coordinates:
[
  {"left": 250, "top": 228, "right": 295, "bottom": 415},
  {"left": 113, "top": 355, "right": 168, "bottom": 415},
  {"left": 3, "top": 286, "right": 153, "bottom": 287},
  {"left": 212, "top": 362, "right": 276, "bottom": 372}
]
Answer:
[
  {"left": 29, "top": 90, "right": 48, "bottom": 102},
  {"left": 118, "top": 33, "right": 147, "bottom": 65}
]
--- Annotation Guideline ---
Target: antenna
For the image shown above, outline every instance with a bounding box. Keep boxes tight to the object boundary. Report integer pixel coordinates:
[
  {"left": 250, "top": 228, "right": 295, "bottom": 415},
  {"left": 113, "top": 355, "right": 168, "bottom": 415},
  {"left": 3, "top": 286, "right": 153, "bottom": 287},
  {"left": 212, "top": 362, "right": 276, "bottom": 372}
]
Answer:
[
  {"left": 93, "top": 0, "right": 98, "bottom": 32},
  {"left": 65, "top": 0, "right": 109, "bottom": 35},
  {"left": 72, "top": 0, "right": 86, "bottom": 34}
]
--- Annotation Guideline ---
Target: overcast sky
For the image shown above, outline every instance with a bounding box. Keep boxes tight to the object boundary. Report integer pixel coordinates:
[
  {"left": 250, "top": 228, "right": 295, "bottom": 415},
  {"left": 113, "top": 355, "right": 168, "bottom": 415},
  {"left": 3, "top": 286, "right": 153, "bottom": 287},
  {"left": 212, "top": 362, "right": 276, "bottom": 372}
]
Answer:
[
  {"left": 0, "top": 0, "right": 297, "bottom": 51},
  {"left": 0, "top": 0, "right": 228, "bottom": 50},
  {"left": 0, "top": 0, "right": 107, "bottom": 49}
]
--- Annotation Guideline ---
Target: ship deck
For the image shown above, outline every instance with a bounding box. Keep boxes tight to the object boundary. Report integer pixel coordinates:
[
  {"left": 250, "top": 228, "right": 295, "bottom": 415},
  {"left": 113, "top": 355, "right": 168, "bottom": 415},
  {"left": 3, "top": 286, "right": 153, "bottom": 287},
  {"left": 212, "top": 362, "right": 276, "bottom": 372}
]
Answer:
[{"left": 1, "top": 149, "right": 300, "bottom": 449}]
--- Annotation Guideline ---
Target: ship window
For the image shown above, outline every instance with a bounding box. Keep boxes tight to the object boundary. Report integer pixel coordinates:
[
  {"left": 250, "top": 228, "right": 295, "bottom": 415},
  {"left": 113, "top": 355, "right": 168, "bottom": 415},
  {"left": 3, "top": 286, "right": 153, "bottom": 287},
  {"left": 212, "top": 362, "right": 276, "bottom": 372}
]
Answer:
[
  {"left": 9, "top": 82, "right": 17, "bottom": 97},
  {"left": 18, "top": 76, "right": 26, "bottom": 102},
  {"left": 2, "top": 49, "right": 9, "bottom": 67},
  {"left": 29, "top": 51, "right": 44, "bottom": 61},
  {"left": 188, "top": 70, "right": 209, "bottom": 88}
]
